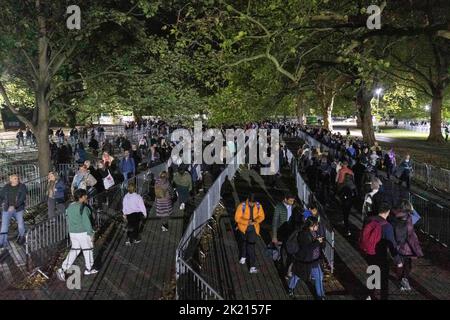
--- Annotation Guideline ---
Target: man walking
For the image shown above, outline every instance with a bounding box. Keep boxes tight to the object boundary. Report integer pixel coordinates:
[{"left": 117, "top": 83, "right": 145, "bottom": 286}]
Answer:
[
  {"left": 235, "top": 193, "right": 265, "bottom": 274},
  {"left": 56, "top": 189, "right": 98, "bottom": 281}
]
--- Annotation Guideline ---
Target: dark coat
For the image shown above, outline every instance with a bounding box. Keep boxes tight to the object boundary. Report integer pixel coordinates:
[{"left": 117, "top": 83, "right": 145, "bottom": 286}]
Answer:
[
  {"left": 292, "top": 230, "right": 322, "bottom": 280},
  {"left": 0, "top": 183, "right": 28, "bottom": 212},
  {"left": 389, "top": 209, "right": 423, "bottom": 258}
]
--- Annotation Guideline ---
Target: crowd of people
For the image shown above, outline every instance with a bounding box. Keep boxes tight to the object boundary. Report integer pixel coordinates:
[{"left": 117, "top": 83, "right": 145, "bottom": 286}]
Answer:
[{"left": 2, "top": 120, "right": 426, "bottom": 301}]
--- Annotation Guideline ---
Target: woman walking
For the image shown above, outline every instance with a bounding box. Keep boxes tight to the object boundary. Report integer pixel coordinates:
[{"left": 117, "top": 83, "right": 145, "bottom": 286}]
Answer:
[
  {"left": 154, "top": 171, "right": 173, "bottom": 232},
  {"left": 173, "top": 165, "right": 192, "bottom": 211},
  {"left": 47, "top": 171, "right": 67, "bottom": 219},
  {"left": 122, "top": 183, "right": 147, "bottom": 245},
  {"left": 389, "top": 199, "right": 423, "bottom": 291},
  {"left": 288, "top": 216, "right": 326, "bottom": 300}
]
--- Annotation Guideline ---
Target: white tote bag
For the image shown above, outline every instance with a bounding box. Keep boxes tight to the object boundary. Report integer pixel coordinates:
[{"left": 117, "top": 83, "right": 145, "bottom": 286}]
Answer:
[{"left": 103, "top": 170, "right": 115, "bottom": 190}]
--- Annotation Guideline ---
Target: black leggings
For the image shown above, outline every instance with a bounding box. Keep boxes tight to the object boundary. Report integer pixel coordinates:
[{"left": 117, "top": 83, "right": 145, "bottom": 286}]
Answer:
[{"left": 126, "top": 212, "right": 143, "bottom": 241}]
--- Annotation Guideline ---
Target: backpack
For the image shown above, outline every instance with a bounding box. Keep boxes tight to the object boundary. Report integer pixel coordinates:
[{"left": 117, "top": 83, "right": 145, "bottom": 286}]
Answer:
[
  {"left": 359, "top": 219, "right": 387, "bottom": 255},
  {"left": 285, "top": 230, "right": 300, "bottom": 255},
  {"left": 241, "top": 202, "right": 260, "bottom": 215},
  {"left": 344, "top": 173, "right": 356, "bottom": 190}
]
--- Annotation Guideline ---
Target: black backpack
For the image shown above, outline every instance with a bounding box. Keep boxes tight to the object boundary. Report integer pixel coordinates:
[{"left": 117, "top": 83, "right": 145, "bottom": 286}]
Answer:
[{"left": 286, "top": 230, "right": 300, "bottom": 255}]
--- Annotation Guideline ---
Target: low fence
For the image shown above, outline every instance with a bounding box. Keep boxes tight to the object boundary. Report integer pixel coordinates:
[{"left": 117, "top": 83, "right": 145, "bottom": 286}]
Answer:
[
  {"left": 410, "top": 192, "right": 450, "bottom": 248},
  {"left": 24, "top": 161, "right": 168, "bottom": 273},
  {"left": 288, "top": 150, "right": 335, "bottom": 274},
  {"left": 175, "top": 134, "right": 252, "bottom": 300},
  {"left": 0, "top": 163, "right": 40, "bottom": 186}
]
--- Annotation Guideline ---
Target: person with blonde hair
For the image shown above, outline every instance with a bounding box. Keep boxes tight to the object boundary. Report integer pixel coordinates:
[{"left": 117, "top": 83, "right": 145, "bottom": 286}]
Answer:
[
  {"left": 47, "top": 171, "right": 67, "bottom": 219},
  {"left": 154, "top": 171, "right": 173, "bottom": 232},
  {"left": 122, "top": 183, "right": 147, "bottom": 245}
]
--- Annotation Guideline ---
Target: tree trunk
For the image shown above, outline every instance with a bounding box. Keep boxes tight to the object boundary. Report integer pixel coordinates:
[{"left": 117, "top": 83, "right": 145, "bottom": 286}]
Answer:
[
  {"left": 322, "top": 94, "right": 334, "bottom": 132},
  {"left": 296, "top": 96, "right": 306, "bottom": 125},
  {"left": 356, "top": 86, "right": 376, "bottom": 146},
  {"left": 0, "top": 109, "right": 4, "bottom": 131},
  {"left": 427, "top": 87, "right": 445, "bottom": 143},
  {"left": 36, "top": 90, "right": 51, "bottom": 175},
  {"left": 356, "top": 114, "right": 362, "bottom": 129}
]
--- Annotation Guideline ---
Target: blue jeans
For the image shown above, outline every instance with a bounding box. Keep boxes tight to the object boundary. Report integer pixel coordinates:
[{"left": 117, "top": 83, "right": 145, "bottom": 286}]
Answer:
[
  {"left": 288, "top": 265, "right": 325, "bottom": 298},
  {"left": 0, "top": 210, "right": 25, "bottom": 247},
  {"left": 311, "top": 266, "right": 325, "bottom": 298}
]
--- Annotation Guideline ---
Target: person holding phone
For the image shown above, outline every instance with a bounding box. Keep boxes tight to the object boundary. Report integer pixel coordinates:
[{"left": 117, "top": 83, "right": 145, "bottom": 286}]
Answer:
[{"left": 288, "top": 216, "right": 326, "bottom": 300}]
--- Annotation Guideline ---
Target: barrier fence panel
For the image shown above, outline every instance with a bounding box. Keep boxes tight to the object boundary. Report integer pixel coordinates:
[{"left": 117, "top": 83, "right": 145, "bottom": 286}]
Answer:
[
  {"left": 286, "top": 146, "right": 335, "bottom": 273},
  {"left": 176, "top": 134, "right": 253, "bottom": 299},
  {"left": 0, "top": 163, "right": 40, "bottom": 186}
]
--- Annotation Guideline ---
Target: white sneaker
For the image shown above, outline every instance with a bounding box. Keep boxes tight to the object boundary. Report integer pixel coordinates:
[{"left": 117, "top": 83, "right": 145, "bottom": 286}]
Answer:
[
  {"left": 180, "top": 203, "right": 185, "bottom": 210},
  {"left": 56, "top": 268, "right": 65, "bottom": 281},
  {"left": 239, "top": 257, "right": 246, "bottom": 265},
  {"left": 366, "top": 296, "right": 372, "bottom": 300},
  {"left": 249, "top": 267, "right": 258, "bottom": 274},
  {"left": 84, "top": 269, "right": 99, "bottom": 276},
  {"left": 161, "top": 225, "right": 168, "bottom": 232}
]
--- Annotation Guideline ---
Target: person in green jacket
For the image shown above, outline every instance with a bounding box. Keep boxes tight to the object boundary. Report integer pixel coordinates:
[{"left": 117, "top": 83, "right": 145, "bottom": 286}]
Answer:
[
  {"left": 56, "top": 189, "right": 98, "bottom": 281},
  {"left": 173, "top": 166, "right": 192, "bottom": 211},
  {"left": 272, "top": 194, "right": 298, "bottom": 245}
]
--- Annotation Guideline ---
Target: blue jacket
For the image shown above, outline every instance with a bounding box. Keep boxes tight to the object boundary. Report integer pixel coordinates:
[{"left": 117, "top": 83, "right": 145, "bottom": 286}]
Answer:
[
  {"left": 54, "top": 179, "right": 66, "bottom": 201},
  {"left": 120, "top": 157, "right": 136, "bottom": 174}
]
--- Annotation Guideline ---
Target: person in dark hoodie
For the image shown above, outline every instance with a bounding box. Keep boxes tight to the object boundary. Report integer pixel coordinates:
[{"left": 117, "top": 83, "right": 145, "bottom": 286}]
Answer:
[
  {"left": 288, "top": 216, "right": 325, "bottom": 300},
  {"left": 0, "top": 174, "right": 28, "bottom": 248},
  {"left": 361, "top": 202, "right": 403, "bottom": 300},
  {"left": 389, "top": 199, "right": 423, "bottom": 291}
]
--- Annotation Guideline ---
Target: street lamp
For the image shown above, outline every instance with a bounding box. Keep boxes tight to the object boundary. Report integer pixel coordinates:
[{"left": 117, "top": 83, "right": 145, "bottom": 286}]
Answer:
[{"left": 425, "top": 105, "right": 430, "bottom": 111}]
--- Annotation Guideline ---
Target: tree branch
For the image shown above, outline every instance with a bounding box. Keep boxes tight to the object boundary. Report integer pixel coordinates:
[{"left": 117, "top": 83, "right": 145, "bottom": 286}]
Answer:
[{"left": 0, "top": 81, "right": 34, "bottom": 129}]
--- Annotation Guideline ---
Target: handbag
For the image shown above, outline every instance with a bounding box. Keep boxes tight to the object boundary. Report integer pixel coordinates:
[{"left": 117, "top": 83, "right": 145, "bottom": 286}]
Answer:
[{"left": 103, "top": 170, "right": 115, "bottom": 190}]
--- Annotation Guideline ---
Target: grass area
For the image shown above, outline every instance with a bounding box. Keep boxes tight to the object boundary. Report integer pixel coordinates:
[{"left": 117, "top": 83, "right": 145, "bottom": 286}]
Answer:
[{"left": 377, "top": 128, "right": 428, "bottom": 140}]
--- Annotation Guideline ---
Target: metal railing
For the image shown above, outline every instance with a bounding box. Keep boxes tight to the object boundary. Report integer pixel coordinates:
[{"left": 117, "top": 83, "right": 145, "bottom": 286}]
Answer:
[
  {"left": 0, "top": 163, "right": 40, "bottom": 186},
  {"left": 288, "top": 151, "right": 335, "bottom": 274},
  {"left": 175, "top": 134, "right": 253, "bottom": 300},
  {"left": 409, "top": 192, "right": 450, "bottom": 248},
  {"left": 176, "top": 256, "right": 225, "bottom": 300}
]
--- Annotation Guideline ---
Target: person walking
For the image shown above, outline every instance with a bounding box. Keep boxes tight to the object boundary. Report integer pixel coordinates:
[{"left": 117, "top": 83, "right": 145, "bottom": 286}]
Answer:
[
  {"left": 0, "top": 174, "right": 28, "bottom": 248},
  {"left": 56, "top": 189, "right": 98, "bottom": 281},
  {"left": 234, "top": 193, "right": 265, "bottom": 274},
  {"left": 122, "top": 183, "right": 147, "bottom": 245},
  {"left": 359, "top": 202, "right": 402, "bottom": 300},
  {"left": 119, "top": 150, "right": 136, "bottom": 187},
  {"left": 397, "top": 154, "right": 413, "bottom": 190},
  {"left": 47, "top": 171, "right": 67, "bottom": 219},
  {"left": 362, "top": 178, "right": 384, "bottom": 222},
  {"left": 16, "top": 129, "right": 25, "bottom": 147},
  {"left": 173, "top": 166, "right": 192, "bottom": 211},
  {"left": 389, "top": 199, "right": 423, "bottom": 291},
  {"left": 288, "top": 216, "right": 326, "bottom": 300},
  {"left": 384, "top": 148, "right": 397, "bottom": 180},
  {"left": 154, "top": 171, "right": 173, "bottom": 232}
]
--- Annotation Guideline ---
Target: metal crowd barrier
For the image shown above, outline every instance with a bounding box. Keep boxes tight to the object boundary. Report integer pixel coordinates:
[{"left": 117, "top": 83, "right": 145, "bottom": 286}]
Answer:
[
  {"left": 175, "top": 133, "right": 254, "bottom": 300},
  {"left": 409, "top": 192, "right": 450, "bottom": 247},
  {"left": 289, "top": 153, "right": 335, "bottom": 274},
  {"left": 0, "top": 163, "right": 40, "bottom": 186}
]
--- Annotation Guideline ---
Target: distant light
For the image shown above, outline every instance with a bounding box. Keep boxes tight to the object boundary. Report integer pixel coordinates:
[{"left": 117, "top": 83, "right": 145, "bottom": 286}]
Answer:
[
  {"left": 375, "top": 88, "right": 383, "bottom": 95},
  {"left": 425, "top": 105, "right": 430, "bottom": 111}
]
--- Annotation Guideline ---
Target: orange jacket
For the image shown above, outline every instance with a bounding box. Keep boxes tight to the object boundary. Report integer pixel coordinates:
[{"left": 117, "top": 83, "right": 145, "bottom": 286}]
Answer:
[{"left": 234, "top": 201, "right": 265, "bottom": 235}]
